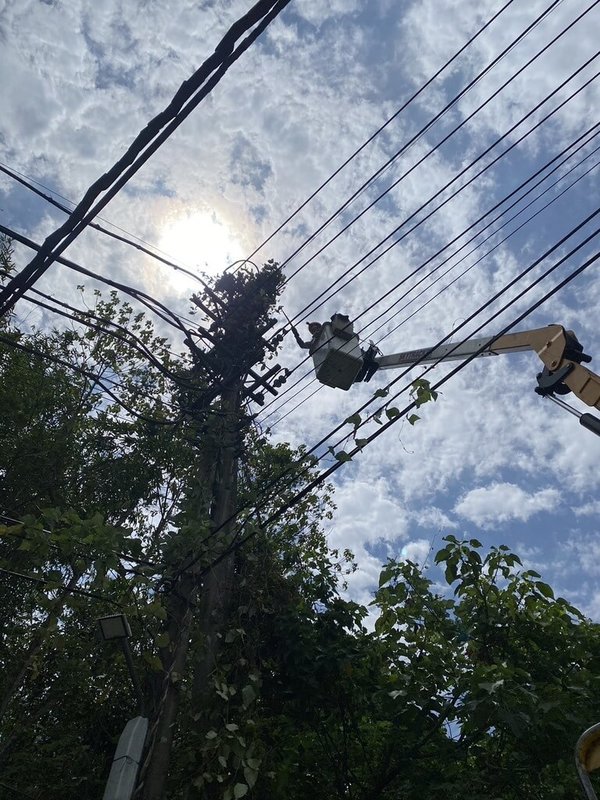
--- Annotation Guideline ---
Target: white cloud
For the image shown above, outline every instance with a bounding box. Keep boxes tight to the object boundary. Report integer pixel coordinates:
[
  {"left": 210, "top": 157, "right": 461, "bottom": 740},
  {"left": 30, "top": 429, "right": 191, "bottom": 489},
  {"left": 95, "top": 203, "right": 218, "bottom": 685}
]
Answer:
[
  {"left": 400, "top": 538, "right": 431, "bottom": 565},
  {"left": 573, "top": 500, "right": 600, "bottom": 517},
  {"left": 454, "top": 482, "right": 559, "bottom": 528},
  {"left": 1, "top": 0, "right": 599, "bottom": 612}
]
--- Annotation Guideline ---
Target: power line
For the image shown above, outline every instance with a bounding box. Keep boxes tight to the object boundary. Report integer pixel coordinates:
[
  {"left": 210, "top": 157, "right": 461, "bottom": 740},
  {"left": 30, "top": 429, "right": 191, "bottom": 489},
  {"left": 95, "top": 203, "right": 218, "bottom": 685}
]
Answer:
[
  {"left": 0, "top": 223, "right": 195, "bottom": 337},
  {"left": 197, "top": 243, "right": 600, "bottom": 580},
  {"left": 240, "top": 0, "right": 518, "bottom": 267},
  {"left": 0, "top": 0, "right": 292, "bottom": 317},
  {"left": 0, "top": 332, "right": 180, "bottom": 426},
  {"left": 264, "top": 147, "right": 600, "bottom": 427},
  {"left": 0, "top": 160, "right": 228, "bottom": 309},
  {"left": 278, "top": 0, "right": 576, "bottom": 286},
  {"left": 169, "top": 205, "right": 600, "bottom": 578},
  {"left": 0, "top": 515, "right": 162, "bottom": 574},
  {"left": 0, "top": 566, "right": 124, "bottom": 607},
  {"left": 258, "top": 120, "right": 600, "bottom": 421},
  {"left": 284, "top": 31, "right": 600, "bottom": 328}
]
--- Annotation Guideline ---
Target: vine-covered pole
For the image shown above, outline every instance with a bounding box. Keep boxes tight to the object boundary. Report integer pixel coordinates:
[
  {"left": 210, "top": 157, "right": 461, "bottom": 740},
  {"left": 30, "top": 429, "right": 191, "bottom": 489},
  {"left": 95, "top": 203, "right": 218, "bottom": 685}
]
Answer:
[{"left": 137, "top": 263, "right": 284, "bottom": 800}]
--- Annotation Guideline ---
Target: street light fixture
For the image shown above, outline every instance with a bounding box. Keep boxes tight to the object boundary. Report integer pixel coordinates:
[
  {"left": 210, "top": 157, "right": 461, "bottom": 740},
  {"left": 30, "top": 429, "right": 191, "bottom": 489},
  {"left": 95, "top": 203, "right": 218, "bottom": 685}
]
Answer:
[
  {"left": 97, "top": 613, "right": 148, "bottom": 800},
  {"left": 97, "top": 613, "right": 143, "bottom": 713},
  {"left": 98, "top": 614, "right": 132, "bottom": 641}
]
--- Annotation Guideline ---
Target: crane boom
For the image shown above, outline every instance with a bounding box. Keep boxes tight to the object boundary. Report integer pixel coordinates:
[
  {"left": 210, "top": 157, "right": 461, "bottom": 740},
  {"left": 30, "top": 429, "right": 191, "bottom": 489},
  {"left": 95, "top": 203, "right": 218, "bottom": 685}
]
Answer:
[
  {"left": 307, "top": 317, "right": 600, "bottom": 435},
  {"left": 378, "top": 324, "right": 600, "bottom": 412}
]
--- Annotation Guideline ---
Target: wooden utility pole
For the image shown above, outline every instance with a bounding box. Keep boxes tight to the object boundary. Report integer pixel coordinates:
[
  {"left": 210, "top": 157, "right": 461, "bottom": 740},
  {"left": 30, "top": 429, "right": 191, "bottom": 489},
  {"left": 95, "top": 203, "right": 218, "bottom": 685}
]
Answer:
[
  {"left": 139, "top": 383, "right": 241, "bottom": 800},
  {"left": 137, "top": 262, "right": 284, "bottom": 799}
]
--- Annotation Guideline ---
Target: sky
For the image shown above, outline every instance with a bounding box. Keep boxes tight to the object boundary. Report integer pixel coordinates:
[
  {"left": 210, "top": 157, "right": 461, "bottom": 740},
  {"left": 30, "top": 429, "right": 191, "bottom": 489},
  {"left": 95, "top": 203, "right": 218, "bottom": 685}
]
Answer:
[{"left": 1, "top": 0, "right": 599, "bottom": 616}]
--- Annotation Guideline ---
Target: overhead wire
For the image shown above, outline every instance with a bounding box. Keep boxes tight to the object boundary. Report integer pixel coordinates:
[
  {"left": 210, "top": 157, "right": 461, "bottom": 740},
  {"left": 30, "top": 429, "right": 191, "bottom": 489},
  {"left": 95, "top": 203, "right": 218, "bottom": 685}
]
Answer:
[
  {"left": 265, "top": 146, "right": 600, "bottom": 429},
  {"left": 239, "top": 0, "right": 519, "bottom": 267},
  {"left": 164, "top": 205, "right": 600, "bottom": 582},
  {"left": 258, "top": 118, "right": 600, "bottom": 421},
  {"left": 282, "top": 37, "right": 600, "bottom": 330},
  {"left": 277, "top": 0, "right": 576, "bottom": 288},
  {"left": 0, "top": 515, "right": 162, "bottom": 571},
  {"left": 0, "top": 566, "right": 124, "bottom": 608},
  {"left": 0, "top": 224, "right": 196, "bottom": 337},
  {"left": 189, "top": 238, "right": 600, "bottom": 581},
  {"left": 0, "top": 160, "right": 228, "bottom": 309},
  {"left": 0, "top": 332, "right": 180, "bottom": 426},
  {"left": 0, "top": 0, "right": 292, "bottom": 317}
]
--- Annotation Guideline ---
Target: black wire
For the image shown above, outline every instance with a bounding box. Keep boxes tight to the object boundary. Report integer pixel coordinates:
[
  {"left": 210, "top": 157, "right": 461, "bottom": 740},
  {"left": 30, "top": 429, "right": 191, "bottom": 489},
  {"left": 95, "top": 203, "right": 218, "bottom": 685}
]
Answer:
[
  {"left": 195, "top": 244, "right": 600, "bottom": 580},
  {"left": 0, "top": 515, "right": 162, "bottom": 570},
  {"left": 166, "top": 206, "right": 600, "bottom": 582},
  {"left": 0, "top": 566, "right": 124, "bottom": 607},
  {"left": 240, "top": 0, "right": 518, "bottom": 267},
  {"left": 0, "top": 332, "right": 180, "bottom": 426},
  {"left": 259, "top": 120, "right": 600, "bottom": 420},
  {"left": 278, "top": 0, "right": 575, "bottom": 287},
  {"left": 367, "top": 159, "right": 600, "bottom": 347},
  {"left": 21, "top": 288, "right": 198, "bottom": 394},
  {"left": 0, "top": 0, "right": 291, "bottom": 317},
  {"left": 285, "top": 41, "right": 600, "bottom": 328},
  {"left": 268, "top": 137, "right": 600, "bottom": 426},
  {"left": 0, "top": 161, "right": 227, "bottom": 313},
  {"left": 0, "top": 224, "right": 195, "bottom": 337}
]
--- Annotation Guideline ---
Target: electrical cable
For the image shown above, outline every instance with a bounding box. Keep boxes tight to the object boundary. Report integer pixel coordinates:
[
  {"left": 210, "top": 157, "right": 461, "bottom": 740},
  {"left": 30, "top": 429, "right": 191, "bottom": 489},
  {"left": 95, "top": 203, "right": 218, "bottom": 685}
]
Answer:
[
  {"left": 365, "top": 160, "right": 600, "bottom": 348},
  {"left": 165, "top": 205, "right": 600, "bottom": 581},
  {"left": 0, "top": 0, "right": 292, "bottom": 317},
  {"left": 0, "top": 224, "right": 195, "bottom": 337},
  {"left": 0, "top": 515, "right": 162, "bottom": 571},
  {"left": 194, "top": 244, "right": 600, "bottom": 579},
  {"left": 258, "top": 120, "right": 600, "bottom": 420},
  {"left": 278, "top": 0, "right": 579, "bottom": 286},
  {"left": 20, "top": 288, "right": 198, "bottom": 395},
  {"left": 0, "top": 566, "right": 124, "bottom": 607},
  {"left": 263, "top": 151, "right": 600, "bottom": 428},
  {"left": 240, "top": 0, "right": 518, "bottom": 267},
  {"left": 0, "top": 161, "right": 227, "bottom": 312},
  {"left": 282, "top": 57, "right": 600, "bottom": 373},
  {"left": 0, "top": 332, "right": 180, "bottom": 426},
  {"left": 285, "top": 46, "right": 600, "bottom": 329}
]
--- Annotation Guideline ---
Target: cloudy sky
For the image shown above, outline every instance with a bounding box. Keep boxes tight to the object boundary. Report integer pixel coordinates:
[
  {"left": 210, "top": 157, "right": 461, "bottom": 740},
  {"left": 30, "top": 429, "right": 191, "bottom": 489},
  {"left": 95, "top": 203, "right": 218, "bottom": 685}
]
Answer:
[{"left": 1, "top": 0, "right": 599, "bottom": 614}]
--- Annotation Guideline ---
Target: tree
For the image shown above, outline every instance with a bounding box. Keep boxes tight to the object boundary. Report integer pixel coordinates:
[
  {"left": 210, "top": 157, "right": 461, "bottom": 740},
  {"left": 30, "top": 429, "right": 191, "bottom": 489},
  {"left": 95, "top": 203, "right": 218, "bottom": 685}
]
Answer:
[{"left": 2, "top": 237, "right": 599, "bottom": 799}]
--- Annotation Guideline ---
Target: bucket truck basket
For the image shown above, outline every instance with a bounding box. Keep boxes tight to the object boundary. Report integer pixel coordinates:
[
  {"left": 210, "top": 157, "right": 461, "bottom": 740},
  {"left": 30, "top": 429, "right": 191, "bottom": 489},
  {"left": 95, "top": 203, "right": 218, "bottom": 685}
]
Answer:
[{"left": 312, "top": 321, "right": 363, "bottom": 390}]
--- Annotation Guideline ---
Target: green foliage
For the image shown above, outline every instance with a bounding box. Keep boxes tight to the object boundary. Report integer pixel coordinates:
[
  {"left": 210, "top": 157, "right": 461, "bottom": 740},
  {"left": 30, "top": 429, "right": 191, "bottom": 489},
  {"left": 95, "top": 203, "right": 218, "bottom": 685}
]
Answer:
[{"left": 1, "top": 242, "right": 597, "bottom": 800}]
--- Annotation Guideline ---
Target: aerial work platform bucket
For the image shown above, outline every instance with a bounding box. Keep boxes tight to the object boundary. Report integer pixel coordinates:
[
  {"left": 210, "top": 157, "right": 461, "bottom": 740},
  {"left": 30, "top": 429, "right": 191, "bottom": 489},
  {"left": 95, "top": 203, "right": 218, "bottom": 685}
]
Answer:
[{"left": 311, "top": 320, "right": 363, "bottom": 390}]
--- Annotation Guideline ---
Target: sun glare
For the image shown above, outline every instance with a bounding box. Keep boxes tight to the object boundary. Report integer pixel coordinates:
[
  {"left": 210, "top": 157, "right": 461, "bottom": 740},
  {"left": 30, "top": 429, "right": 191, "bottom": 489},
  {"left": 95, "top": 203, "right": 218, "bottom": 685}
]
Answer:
[{"left": 158, "top": 209, "right": 244, "bottom": 284}]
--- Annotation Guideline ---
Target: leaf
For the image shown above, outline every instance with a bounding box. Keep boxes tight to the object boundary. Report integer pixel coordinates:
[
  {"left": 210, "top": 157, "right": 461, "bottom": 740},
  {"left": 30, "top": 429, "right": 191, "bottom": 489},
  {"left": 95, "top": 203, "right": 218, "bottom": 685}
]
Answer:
[
  {"left": 243, "top": 766, "right": 258, "bottom": 788},
  {"left": 354, "top": 438, "right": 368, "bottom": 450},
  {"left": 407, "top": 414, "right": 420, "bottom": 425},
  {"left": 434, "top": 548, "right": 449, "bottom": 563},
  {"left": 218, "top": 756, "right": 227, "bottom": 768},
  {"left": 536, "top": 581, "right": 554, "bottom": 599},
  {"left": 242, "top": 684, "right": 256, "bottom": 707},
  {"left": 225, "top": 723, "right": 239, "bottom": 732},
  {"left": 344, "top": 412, "right": 362, "bottom": 428},
  {"left": 154, "top": 632, "right": 170, "bottom": 648},
  {"left": 334, "top": 451, "right": 353, "bottom": 463},
  {"left": 385, "top": 407, "right": 400, "bottom": 420},
  {"left": 206, "top": 730, "right": 218, "bottom": 739},
  {"left": 233, "top": 784, "right": 248, "bottom": 799},
  {"left": 374, "top": 388, "right": 389, "bottom": 398},
  {"left": 469, "top": 538, "right": 482, "bottom": 548},
  {"left": 479, "top": 680, "right": 504, "bottom": 694}
]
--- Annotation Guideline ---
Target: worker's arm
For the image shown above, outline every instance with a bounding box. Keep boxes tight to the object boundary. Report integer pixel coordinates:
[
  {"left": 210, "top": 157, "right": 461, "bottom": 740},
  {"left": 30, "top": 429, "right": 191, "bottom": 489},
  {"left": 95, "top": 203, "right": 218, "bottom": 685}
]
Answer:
[{"left": 289, "top": 324, "right": 311, "bottom": 350}]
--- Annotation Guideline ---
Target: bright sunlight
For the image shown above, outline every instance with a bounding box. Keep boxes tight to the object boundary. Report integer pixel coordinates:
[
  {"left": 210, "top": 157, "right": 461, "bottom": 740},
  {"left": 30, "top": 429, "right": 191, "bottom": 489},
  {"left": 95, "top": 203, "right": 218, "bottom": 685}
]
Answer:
[{"left": 158, "top": 208, "right": 244, "bottom": 284}]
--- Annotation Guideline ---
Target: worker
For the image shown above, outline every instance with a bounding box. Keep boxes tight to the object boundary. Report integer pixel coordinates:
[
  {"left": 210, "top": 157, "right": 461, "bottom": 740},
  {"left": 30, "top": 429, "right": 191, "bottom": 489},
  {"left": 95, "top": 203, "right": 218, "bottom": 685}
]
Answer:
[{"left": 290, "top": 321, "right": 323, "bottom": 353}]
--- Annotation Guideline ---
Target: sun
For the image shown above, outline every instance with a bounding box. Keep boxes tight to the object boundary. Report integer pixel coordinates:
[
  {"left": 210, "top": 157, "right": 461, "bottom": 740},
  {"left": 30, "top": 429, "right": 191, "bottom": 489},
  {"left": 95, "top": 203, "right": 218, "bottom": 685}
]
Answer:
[{"left": 158, "top": 208, "right": 244, "bottom": 283}]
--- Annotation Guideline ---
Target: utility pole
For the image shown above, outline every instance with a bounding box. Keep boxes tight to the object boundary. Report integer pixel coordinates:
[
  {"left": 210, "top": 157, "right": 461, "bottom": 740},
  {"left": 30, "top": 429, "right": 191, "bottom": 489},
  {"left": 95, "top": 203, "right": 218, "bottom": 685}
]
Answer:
[{"left": 136, "top": 263, "right": 285, "bottom": 800}]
